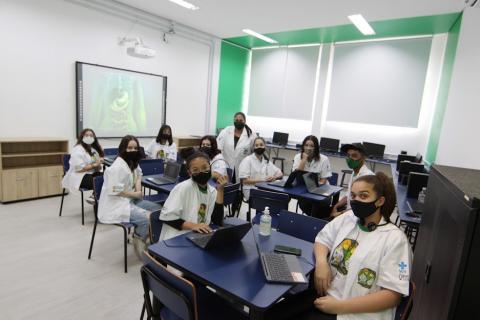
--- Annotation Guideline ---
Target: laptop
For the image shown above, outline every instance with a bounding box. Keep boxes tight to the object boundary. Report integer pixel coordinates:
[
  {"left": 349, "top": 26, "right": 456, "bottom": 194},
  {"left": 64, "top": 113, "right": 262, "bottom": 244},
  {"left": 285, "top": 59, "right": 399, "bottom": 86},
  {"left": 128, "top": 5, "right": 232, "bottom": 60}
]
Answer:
[
  {"left": 303, "top": 172, "right": 342, "bottom": 197},
  {"left": 186, "top": 223, "right": 251, "bottom": 250},
  {"left": 268, "top": 170, "right": 307, "bottom": 188},
  {"left": 319, "top": 137, "right": 340, "bottom": 153},
  {"left": 272, "top": 132, "right": 289, "bottom": 146},
  {"left": 251, "top": 224, "right": 307, "bottom": 284},
  {"left": 363, "top": 142, "right": 386, "bottom": 159},
  {"left": 146, "top": 162, "right": 181, "bottom": 185}
]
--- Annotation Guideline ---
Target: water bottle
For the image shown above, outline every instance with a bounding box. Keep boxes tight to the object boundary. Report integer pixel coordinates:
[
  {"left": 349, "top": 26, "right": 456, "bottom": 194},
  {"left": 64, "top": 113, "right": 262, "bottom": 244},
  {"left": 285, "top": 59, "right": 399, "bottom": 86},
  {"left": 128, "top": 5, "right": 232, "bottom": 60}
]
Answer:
[
  {"left": 259, "top": 206, "right": 272, "bottom": 236},
  {"left": 418, "top": 187, "right": 427, "bottom": 204}
]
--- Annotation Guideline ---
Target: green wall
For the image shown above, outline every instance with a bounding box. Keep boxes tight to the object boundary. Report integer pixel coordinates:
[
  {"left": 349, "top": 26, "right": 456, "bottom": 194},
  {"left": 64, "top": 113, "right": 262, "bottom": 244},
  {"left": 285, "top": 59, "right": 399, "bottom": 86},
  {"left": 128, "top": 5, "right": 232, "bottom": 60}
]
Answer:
[
  {"left": 425, "top": 14, "right": 462, "bottom": 164},
  {"left": 216, "top": 41, "right": 249, "bottom": 130}
]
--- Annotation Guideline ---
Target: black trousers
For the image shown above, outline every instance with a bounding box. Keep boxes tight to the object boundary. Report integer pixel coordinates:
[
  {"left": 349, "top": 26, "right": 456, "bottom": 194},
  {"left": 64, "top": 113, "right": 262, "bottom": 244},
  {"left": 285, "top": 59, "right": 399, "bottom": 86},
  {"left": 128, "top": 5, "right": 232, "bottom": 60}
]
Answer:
[
  {"left": 298, "top": 200, "right": 332, "bottom": 219},
  {"left": 79, "top": 172, "right": 103, "bottom": 190}
]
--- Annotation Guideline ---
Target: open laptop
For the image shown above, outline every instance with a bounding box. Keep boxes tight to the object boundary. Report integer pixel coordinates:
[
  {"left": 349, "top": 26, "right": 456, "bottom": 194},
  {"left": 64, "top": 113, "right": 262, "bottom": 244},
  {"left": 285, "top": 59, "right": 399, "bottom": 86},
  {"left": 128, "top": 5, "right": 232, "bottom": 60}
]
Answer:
[
  {"left": 303, "top": 172, "right": 342, "bottom": 197},
  {"left": 146, "top": 162, "right": 181, "bottom": 185},
  {"left": 268, "top": 170, "right": 307, "bottom": 188},
  {"left": 186, "top": 223, "right": 251, "bottom": 250},
  {"left": 251, "top": 224, "right": 307, "bottom": 284},
  {"left": 319, "top": 137, "right": 340, "bottom": 153}
]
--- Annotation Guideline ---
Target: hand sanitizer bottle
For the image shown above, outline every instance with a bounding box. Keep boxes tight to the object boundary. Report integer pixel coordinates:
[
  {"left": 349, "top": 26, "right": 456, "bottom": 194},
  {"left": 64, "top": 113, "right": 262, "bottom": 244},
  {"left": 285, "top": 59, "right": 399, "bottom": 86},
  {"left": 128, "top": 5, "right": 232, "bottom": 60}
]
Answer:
[{"left": 259, "top": 206, "right": 272, "bottom": 236}]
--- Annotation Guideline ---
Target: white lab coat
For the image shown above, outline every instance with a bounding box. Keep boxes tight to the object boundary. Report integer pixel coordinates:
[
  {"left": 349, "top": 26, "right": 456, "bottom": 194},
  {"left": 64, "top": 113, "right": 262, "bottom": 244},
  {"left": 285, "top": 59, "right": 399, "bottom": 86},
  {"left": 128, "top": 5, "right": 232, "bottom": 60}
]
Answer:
[
  {"left": 315, "top": 211, "right": 412, "bottom": 320},
  {"left": 159, "top": 179, "right": 217, "bottom": 241},
  {"left": 62, "top": 145, "right": 101, "bottom": 190},
  {"left": 210, "top": 153, "right": 229, "bottom": 177},
  {"left": 347, "top": 164, "right": 374, "bottom": 207},
  {"left": 292, "top": 153, "right": 332, "bottom": 179},
  {"left": 216, "top": 125, "right": 257, "bottom": 177},
  {"left": 238, "top": 154, "right": 282, "bottom": 200},
  {"left": 145, "top": 139, "right": 177, "bottom": 161},
  {"left": 98, "top": 157, "right": 143, "bottom": 224}
]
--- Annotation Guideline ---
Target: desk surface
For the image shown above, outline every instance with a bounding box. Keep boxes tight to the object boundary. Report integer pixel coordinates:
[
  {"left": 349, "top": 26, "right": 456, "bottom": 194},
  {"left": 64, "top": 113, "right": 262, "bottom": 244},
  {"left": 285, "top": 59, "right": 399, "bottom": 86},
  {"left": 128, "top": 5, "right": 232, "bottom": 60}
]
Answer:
[
  {"left": 256, "top": 182, "right": 337, "bottom": 204},
  {"left": 148, "top": 218, "right": 315, "bottom": 313},
  {"left": 142, "top": 174, "right": 177, "bottom": 193}
]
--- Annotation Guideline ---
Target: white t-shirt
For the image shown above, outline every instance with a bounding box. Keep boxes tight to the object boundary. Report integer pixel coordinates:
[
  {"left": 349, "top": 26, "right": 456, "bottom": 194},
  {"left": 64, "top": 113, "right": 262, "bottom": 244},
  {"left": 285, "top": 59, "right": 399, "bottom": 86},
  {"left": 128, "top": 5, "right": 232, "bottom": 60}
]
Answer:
[
  {"left": 159, "top": 179, "right": 217, "bottom": 241},
  {"left": 315, "top": 211, "right": 412, "bottom": 320},
  {"left": 292, "top": 153, "right": 332, "bottom": 179},
  {"left": 238, "top": 154, "right": 282, "bottom": 200},
  {"left": 347, "top": 164, "right": 375, "bottom": 207},
  {"left": 210, "top": 153, "right": 228, "bottom": 177},
  {"left": 145, "top": 139, "right": 177, "bottom": 161}
]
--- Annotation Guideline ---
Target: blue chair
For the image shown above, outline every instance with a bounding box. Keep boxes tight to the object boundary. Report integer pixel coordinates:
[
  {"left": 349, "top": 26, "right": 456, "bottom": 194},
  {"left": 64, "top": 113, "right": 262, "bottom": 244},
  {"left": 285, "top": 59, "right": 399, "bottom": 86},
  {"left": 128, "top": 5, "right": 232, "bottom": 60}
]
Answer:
[
  {"left": 249, "top": 189, "right": 290, "bottom": 228},
  {"left": 223, "top": 183, "right": 241, "bottom": 217},
  {"left": 88, "top": 176, "right": 135, "bottom": 273},
  {"left": 277, "top": 210, "right": 328, "bottom": 243},
  {"left": 58, "top": 154, "right": 90, "bottom": 225},
  {"left": 103, "top": 147, "right": 118, "bottom": 156},
  {"left": 395, "top": 281, "right": 416, "bottom": 320},
  {"left": 149, "top": 210, "right": 163, "bottom": 244},
  {"left": 328, "top": 172, "right": 339, "bottom": 186},
  {"left": 140, "top": 251, "right": 248, "bottom": 320},
  {"left": 226, "top": 167, "right": 233, "bottom": 182}
]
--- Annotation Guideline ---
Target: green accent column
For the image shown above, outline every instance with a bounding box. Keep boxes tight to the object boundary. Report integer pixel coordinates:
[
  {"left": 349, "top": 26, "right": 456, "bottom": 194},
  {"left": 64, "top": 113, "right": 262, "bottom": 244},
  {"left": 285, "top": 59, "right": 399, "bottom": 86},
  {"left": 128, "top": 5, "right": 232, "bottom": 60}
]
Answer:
[
  {"left": 425, "top": 14, "right": 462, "bottom": 164},
  {"left": 216, "top": 41, "right": 250, "bottom": 130}
]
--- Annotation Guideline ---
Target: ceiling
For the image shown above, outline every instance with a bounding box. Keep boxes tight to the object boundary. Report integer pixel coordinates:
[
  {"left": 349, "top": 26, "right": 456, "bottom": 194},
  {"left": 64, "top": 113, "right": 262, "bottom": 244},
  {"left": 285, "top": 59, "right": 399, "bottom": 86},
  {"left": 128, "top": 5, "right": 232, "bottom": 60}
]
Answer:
[{"left": 115, "top": 0, "right": 465, "bottom": 38}]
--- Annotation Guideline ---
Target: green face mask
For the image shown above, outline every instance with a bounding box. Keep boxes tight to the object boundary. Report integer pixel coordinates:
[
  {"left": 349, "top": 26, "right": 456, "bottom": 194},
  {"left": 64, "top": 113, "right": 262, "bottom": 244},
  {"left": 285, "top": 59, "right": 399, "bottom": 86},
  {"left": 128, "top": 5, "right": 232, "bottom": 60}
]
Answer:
[{"left": 346, "top": 158, "right": 362, "bottom": 169}]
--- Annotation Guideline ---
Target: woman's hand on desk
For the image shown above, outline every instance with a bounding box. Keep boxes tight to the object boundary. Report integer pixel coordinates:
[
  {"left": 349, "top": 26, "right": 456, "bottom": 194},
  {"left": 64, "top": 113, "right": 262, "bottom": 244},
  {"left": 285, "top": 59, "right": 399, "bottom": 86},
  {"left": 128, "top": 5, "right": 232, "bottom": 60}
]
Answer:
[
  {"left": 191, "top": 223, "right": 212, "bottom": 234},
  {"left": 265, "top": 176, "right": 276, "bottom": 182}
]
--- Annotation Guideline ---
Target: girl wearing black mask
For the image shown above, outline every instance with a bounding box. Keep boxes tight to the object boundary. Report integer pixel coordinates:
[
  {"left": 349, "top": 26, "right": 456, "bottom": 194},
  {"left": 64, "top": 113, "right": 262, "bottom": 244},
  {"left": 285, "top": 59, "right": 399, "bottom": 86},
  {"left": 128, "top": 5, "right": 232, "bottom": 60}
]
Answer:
[
  {"left": 199, "top": 135, "right": 228, "bottom": 180},
  {"left": 159, "top": 152, "right": 228, "bottom": 240},
  {"left": 145, "top": 124, "right": 177, "bottom": 161},
  {"left": 238, "top": 137, "right": 283, "bottom": 200},
  {"left": 98, "top": 135, "right": 161, "bottom": 259}
]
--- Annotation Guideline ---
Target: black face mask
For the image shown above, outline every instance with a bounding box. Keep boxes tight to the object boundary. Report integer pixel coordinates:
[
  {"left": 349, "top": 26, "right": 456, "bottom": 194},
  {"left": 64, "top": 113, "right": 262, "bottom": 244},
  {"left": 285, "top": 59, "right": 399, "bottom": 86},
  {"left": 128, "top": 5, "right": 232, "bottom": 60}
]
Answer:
[
  {"left": 192, "top": 170, "right": 211, "bottom": 185},
  {"left": 160, "top": 134, "right": 170, "bottom": 141},
  {"left": 124, "top": 151, "right": 141, "bottom": 166},
  {"left": 200, "top": 146, "right": 212, "bottom": 156},
  {"left": 234, "top": 121, "right": 245, "bottom": 130},
  {"left": 350, "top": 199, "right": 379, "bottom": 219},
  {"left": 254, "top": 148, "right": 265, "bottom": 155}
]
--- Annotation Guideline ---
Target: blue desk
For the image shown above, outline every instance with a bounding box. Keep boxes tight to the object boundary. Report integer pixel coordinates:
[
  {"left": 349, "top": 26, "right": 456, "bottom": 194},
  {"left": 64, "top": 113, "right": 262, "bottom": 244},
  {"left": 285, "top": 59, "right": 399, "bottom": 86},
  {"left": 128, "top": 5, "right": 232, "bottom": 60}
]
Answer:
[
  {"left": 147, "top": 218, "right": 315, "bottom": 320},
  {"left": 255, "top": 182, "right": 338, "bottom": 205}
]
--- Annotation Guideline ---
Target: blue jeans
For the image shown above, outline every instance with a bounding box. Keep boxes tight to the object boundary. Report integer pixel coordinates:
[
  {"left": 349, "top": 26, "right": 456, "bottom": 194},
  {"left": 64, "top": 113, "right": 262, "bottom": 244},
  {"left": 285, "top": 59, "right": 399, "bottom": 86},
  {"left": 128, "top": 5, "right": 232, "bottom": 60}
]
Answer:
[{"left": 130, "top": 200, "right": 162, "bottom": 240}]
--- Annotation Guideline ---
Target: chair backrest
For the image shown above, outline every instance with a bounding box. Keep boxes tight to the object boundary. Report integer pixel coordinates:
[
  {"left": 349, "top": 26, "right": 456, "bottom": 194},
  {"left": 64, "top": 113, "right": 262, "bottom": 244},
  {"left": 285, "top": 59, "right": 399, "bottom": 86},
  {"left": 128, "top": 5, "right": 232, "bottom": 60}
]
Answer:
[
  {"left": 223, "top": 183, "right": 241, "bottom": 207},
  {"left": 328, "top": 172, "right": 338, "bottom": 186},
  {"left": 62, "top": 154, "right": 71, "bottom": 173},
  {"left": 277, "top": 210, "right": 328, "bottom": 242},
  {"left": 103, "top": 147, "right": 118, "bottom": 156},
  {"left": 226, "top": 167, "right": 233, "bottom": 182},
  {"left": 249, "top": 189, "right": 289, "bottom": 215},
  {"left": 141, "top": 252, "right": 196, "bottom": 320},
  {"left": 149, "top": 210, "right": 163, "bottom": 244},
  {"left": 140, "top": 159, "right": 165, "bottom": 176},
  {"left": 395, "top": 281, "right": 416, "bottom": 320}
]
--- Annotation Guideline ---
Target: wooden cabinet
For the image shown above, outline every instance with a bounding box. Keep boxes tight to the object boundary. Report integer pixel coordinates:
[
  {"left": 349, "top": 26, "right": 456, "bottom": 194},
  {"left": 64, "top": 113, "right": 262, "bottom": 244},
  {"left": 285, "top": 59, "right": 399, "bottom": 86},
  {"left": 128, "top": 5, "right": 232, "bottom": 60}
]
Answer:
[
  {"left": 0, "top": 139, "right": 68, "bottom": 203},
  {"left": 173, "top": 136, "right": 202, "bottom": 149}
]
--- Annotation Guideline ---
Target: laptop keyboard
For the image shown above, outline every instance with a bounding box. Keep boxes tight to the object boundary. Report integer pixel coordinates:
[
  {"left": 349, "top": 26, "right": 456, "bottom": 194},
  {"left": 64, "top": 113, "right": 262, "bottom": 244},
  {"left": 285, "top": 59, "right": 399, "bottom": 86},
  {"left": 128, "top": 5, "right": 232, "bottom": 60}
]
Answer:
[
  {"left": 192, "top": 234, "right": 212, "bottom": 247},
  {"left": 263, "top": 253, "right": 294, "bottom": 282}
]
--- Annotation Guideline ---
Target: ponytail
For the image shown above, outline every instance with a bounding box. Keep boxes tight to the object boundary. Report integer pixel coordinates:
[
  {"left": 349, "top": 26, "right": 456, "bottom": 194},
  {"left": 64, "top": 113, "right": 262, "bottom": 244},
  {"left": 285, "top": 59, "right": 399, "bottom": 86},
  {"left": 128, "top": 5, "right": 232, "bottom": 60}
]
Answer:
[{"left": 354, "top": 172, "right": 396, "bottom": 222}]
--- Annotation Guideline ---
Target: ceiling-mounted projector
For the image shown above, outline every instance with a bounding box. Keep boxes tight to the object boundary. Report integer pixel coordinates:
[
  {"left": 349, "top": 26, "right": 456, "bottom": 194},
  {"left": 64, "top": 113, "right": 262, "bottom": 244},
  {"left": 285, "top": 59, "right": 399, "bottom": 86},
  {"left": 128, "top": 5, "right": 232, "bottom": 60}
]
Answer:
[
  {"left": 119, "top": 36, "right": 156, "bottom": 58},
  {"left": 127, "top": 44, "right": 156, "bottom": 58}
]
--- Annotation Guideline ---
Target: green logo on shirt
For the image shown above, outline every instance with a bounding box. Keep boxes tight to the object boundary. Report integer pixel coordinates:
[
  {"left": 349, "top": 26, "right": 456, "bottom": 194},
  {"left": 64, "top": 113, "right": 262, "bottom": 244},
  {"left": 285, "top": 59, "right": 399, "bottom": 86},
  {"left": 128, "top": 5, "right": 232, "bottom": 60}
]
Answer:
[
  {"left": 357, "top": 268, "right": 377, "bottom": 289},
  {"left": 331, "top": 238, "right": 359, "bottom": 275},
  {"left": 197, "top": 203, "right": 207, "bottom": 223}
]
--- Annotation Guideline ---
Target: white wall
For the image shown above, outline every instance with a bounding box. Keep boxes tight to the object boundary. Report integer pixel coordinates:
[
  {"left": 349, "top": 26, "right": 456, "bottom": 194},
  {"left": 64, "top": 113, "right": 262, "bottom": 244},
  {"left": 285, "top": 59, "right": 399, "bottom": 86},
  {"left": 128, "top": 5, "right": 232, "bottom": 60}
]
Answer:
[
  {"left": 436, "top": 8, "right": 480, "bottom": 169},
  {"left": 0, "top": 0, "right": 219, "bottom": 148}
]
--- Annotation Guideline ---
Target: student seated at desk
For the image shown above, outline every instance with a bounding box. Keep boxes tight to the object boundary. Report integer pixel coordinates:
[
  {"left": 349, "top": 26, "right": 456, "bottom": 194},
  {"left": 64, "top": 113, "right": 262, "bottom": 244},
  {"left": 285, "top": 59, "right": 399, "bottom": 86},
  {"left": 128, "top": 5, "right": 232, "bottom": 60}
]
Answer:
[
  {"left": 98, "top": 135, "right": 161, "bottom": 258},
  {"left": 331, "top": 143, "right": 374, "bottom": 218},
  {"left": 199, "top": 135, "right": 228, "bottom": 180},
  {"left": 159, "top": 152, "right": 228, "bottom": 241},
  {"left": 239, "top": 137, "right": 283, "bottom": 201},
  {"left": 62, "top": 128, "right": 104, "bottom": 203},
  {"left": 294, "top": 135, "right": 332, "bottom": 218},
  {"left": 145, "top": 124, "right": 177, "bottom": 161},
  {"left": 268, "top": 173, "right": 411, "bottom": 320}
]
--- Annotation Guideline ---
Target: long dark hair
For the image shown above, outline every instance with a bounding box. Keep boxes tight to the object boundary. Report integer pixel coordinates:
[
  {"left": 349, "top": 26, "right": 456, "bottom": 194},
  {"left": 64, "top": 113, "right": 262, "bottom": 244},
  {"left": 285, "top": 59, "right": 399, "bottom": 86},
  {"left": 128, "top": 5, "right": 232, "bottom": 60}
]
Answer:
[
  {"left": 118, "top": 135, "right": 141, "bottom": 170},
  {"left": 76, "top": 128, "right": 104, "bottom": 157},
  {"left": 234, "top": 112, "right": 252, "bottom": 137},
  {"left": 301, "top": 135, "right": 320, "bottom": 161},
  {"left": 199, "top": 135, "right": 221, "bottom": 159},
  {"left": 354, "top": 172, "right": 397, "bottom": 222},
  {"left": 155, "top": 124, "right": 173, "bottom": 145}
]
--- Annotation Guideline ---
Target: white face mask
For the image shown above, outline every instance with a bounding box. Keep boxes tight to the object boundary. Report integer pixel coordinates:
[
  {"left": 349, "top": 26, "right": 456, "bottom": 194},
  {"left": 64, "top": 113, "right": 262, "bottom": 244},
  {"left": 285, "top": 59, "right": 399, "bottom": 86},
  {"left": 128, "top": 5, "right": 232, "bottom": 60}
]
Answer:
[{"left": 83, "top": 136, "right": 94, "bottom": 145}]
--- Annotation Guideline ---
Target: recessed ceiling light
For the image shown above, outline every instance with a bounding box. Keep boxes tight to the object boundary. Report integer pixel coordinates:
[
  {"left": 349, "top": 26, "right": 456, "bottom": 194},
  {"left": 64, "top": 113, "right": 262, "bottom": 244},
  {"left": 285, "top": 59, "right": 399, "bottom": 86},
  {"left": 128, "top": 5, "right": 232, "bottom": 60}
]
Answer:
[
  {"left": 168, "top": 0, "right": 199, "bottom": 11},
  {"left": 242, "top": 29, "right": 278, "bottom": 44},
  {"left": 348, "top": 14, "right": 375, "bottom": 35}
]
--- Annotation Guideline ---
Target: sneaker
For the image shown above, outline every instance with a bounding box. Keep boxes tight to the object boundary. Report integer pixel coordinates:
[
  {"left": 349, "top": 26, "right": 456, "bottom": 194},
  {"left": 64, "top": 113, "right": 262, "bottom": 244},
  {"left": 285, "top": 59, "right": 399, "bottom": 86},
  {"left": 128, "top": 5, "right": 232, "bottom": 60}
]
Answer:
[
  {"left": 132, "top": 235, "right": 147, "bottom": 260},
  {"left": 86, "top": 194, "right": 95, "bottom": 205}
]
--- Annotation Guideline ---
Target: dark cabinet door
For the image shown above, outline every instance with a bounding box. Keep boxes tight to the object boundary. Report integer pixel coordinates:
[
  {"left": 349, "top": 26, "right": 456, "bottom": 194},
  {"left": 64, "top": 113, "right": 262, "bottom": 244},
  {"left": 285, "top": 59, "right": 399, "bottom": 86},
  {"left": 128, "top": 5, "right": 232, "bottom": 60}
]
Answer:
[{"left": 411, "top": 169, "right": 476, "bottom": 320}]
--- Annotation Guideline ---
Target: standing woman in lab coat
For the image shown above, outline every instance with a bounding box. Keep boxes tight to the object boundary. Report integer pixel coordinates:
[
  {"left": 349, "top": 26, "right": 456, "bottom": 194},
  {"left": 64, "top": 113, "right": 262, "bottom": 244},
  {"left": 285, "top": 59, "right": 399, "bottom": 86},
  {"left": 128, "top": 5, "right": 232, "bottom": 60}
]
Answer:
[
  {"left": 62, "top": 128, "right": 104, "bottom": 193},
  {"left": 98, "top": 135, "right": 161, "bottom": 258},
  {"left": 216, "top": 112, "right": 257, "bottom": 183}
]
